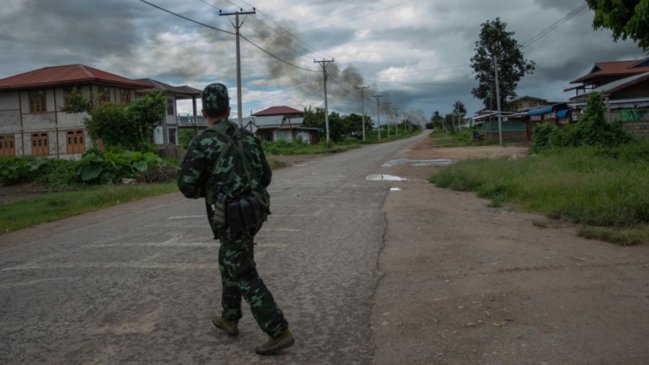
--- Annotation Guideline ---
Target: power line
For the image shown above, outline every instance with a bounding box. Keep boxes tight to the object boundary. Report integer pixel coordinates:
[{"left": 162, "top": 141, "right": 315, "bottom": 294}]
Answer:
[
  {"left": 300, "top": 0, "right": 414, "bottom": 33},
  {"left": 523, "top": 4, "right": 588, "bottom": 47},
  {"left": 196, "top": 0, "right": 327, "bottom": 58},
  {"left": 240, "top": 34, "right": 319, "bottom": 72},
  {"left": 138, "top": 0, "right": 235, "bottom": 35},
  {"left": 140, "top": 0, "right": 318, "bottom": 73},
  {"left": 296, "top": 0, "right": 377, "bottom": 29}
]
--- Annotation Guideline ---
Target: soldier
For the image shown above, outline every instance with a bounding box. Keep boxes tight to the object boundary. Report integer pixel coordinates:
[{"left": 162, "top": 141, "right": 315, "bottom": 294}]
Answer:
[{"left": 177, "top": 83, "right": 294, "bottom": 356}]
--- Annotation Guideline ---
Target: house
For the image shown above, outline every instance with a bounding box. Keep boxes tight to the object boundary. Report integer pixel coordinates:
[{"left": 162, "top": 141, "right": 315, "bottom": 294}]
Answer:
[
  {"left": 136, "top": 79, "right": 201, "bottom": 145},
  {"left": 508, "top": 96, "right": 549, "bottom": 112},
  {"left": 0, "top": 64, "right": 151, "bottom": 158},
  {"left": 252, "top": 106, "right": 320, "bottom": 144},
  {"left": 567, "top": 58, "right": 649, "bottom": 137},
  {"left": 566, "top": 58, "right": 649, "bottom": 97}
]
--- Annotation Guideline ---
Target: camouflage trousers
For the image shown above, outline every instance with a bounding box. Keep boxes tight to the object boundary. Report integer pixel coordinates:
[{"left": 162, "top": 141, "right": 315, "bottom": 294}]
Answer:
[{"left": 218, "top": 233, "right": 288, "bottom": 337}]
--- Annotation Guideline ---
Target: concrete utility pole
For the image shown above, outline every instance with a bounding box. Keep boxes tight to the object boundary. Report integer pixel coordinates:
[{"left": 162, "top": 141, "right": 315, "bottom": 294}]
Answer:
[
  {"left": 383, "top": 102, "right": 392, "bottom": 138},
  {"left": 220, "top": 7, "right": 256, "bottom": 127},
  {"left": 355, "top": 85, "right": 369, "bottom": 141},
  {"left": 314, "top": 58, "right": 334, "bottom": 143},
  {"left": 373, "top": 94, "right": 383, "bottom": 140},
  {"left": 493, "top": 55, "right": 503, "bottom": 146},
  {"left": 394, "top": 107, "right": 400, "bottom": 136}
]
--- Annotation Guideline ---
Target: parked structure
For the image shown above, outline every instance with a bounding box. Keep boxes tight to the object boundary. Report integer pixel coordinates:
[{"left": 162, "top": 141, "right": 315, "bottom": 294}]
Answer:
[
  {"left": 251, "top": 106, "right": 320, "bottom": 144},
  {"left": 136, "top": 79, "right": 201, "bottom": 145},
  {"left": 0, "top": 64, "right": 151, "bottom": 158}
]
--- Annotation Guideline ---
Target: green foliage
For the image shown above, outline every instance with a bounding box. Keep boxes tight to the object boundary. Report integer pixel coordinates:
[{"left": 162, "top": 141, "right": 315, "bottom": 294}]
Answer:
[
  {"left": 179, "top": 128, "right": 198, "bottom": 149},
  {"left": 0, "top": 157, "right": 51, "bottom": 185},
  {"left": 303, "top": 106, "right": 374, "bottom": 142},
  {"left": 76, "top": 149, "right": 175, "bottom": 184},
  {"left": 60, "top": 87, "right": 93, "bottom": 113},
  {"left": 587, "top": 0, "right": 649, "bottom": 51},
  {"left": 471, "top": 18, "right": 535, "bottom": 109},
  {"left": 532, "top": 93, "right": 632, "bottom": 151},
  {"left": 1, "top": 150, "right": 176, "bottom": 188},
  {"left": 262, "top": 139, "right": 360, "bottom": 155},
  {"left": 430, "top": 141, "right": 649, "bottom": 239},
  {"left": 85, "top": 92, "right": 166, "bottom": 151}
]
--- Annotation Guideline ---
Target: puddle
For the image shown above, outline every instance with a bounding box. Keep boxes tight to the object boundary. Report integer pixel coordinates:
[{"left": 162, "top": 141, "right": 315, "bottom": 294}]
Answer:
[
  {"left": 382, "top": 159, "right": 456, "bottom": 167},
  {"left": 390, "top": 187, "right": 402, "bottom": 191},
  {"left": 365, "top": 174, "right": 407, "bottom": 181}
]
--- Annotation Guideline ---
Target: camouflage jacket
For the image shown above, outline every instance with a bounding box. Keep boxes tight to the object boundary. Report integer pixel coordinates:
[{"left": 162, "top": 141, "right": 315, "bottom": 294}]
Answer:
[{"left": 177, "top": 120, "right": 271, "bottom": 235}]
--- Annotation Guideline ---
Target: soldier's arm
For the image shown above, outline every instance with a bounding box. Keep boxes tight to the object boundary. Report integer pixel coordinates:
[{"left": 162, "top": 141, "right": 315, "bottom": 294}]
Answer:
[{"left": 177, "top": 133, "right": 210, "bottom": 198}]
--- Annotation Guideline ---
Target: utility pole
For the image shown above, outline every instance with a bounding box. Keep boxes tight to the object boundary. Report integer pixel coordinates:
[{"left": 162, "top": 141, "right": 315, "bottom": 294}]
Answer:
[
  {"left": 383, "top": 102, "right": 392, "bottom": 138},
  {"left": 493, "top": 55, "right": 503, "bottom": 146},
  {"left": 373, "top": 94, "right": 383, "bottom": 140},
  {"left": 394, "top": 107, "right": 400, "bottom": 136},
  {"left": 355, "top": 85, "right": 369, "bottom": 141},
  {"left": 314, "top": 58, "right": 334, "bottom": 143},
  {"left": 220, "top": 7, "right": 256, "bottom": 126}
]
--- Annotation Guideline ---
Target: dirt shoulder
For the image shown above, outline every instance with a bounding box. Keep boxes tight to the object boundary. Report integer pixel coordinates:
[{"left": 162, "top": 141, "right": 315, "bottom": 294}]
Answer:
[{"left": 372, "top": 138, "right": 649, "bottom": 364}]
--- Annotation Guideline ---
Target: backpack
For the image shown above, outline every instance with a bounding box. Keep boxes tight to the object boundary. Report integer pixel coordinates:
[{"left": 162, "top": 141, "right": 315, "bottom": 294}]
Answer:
[{"left": 208, "top": 122, "right": 269, "bottom": 237}]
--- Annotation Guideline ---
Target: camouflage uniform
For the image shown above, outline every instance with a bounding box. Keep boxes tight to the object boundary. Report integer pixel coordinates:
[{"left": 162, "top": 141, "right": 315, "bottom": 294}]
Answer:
[{"left": 177, "top": 83, "right": 288, "bottom": 338}]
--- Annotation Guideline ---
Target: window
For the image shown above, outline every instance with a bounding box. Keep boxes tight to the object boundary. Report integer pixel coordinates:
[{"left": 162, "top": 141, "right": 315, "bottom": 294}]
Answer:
[
  {"left": 98, "top": 86, "right": 111, "bottom": 105},
  {"left": 63, "top": 87, "right": 80, "bottom": 109},
  {"left": 168, "top": 128, "right": 177, "bottom": 145},
  {"left": 29, "top": 90, "right": 47, "bottom": 113},
  {"left": 119, "top": 89, "right": 131, "bottom": 105},
  {"left": 66, "top": 130, "right": 85, "bottom": 154},
  {"left": 167, "top": 98, "right": 175, "bottom": 116},
  {"left": 0, "top": 135, "right": 15, "bottom": 157},
  {"left": 31, "top": 133, "right": 49, "bottom": 156}
]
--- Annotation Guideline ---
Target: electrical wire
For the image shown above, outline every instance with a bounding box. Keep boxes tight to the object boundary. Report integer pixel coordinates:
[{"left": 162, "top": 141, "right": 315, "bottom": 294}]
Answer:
[
  {"left": 523, "top": 4, "right": 587, "bottom": 47},
  {"left": 137, "top": 0, "right": 235, "bottom": 35},
  {"left": 139, "top": 0, "right": 319, "bottom": 73}
]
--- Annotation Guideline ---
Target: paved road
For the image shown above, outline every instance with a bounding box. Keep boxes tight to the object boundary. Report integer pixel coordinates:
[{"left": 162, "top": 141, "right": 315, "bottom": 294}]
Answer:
[{"left": 0, "top": 134, "right": 424, "bottom": 364}]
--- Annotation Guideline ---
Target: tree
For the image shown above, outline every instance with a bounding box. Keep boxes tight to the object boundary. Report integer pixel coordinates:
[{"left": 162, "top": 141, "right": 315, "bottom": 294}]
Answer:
[
  {"left": 85, "top": 92, "right": 166, "bottom": 150},
  {"left": 452, "top": 101, "right": 467, "bottom": 130},
  {"left": 587, "top": 0, "right": 649, "bottom": 51},
  {"left": 429, "top": 111, "right": 444, "bottom": 129},
  {"left": 470, "top": 18, "right": 535, "bottom": 109}
]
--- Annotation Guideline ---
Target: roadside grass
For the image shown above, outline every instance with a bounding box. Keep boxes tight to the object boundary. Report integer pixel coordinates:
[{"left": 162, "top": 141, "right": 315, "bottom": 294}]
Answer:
[
  {"left": 0, "top": 183, "right": 178, "bottom": 234},
  {"left": 429, "top": 143, "right": 649, "bottom": 245},
  {"left": 263, "top": 140, "right": 361, "bottom": 155}
]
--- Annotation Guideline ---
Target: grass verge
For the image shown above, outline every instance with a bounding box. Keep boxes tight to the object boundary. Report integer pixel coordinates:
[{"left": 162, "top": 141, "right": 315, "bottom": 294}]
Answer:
[
  {"left": 429, "top": 143, "right": 649, "bottom": 245},
  {"left": 0, "top": 183, "right": 177, "bottom": 234},
  {"left": 263, "top": 140, "right": 361, "bottom": 155}
]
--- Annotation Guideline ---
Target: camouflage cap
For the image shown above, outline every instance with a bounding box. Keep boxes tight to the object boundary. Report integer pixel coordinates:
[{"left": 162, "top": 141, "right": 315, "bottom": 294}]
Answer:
[{"left": 202, "top": 83, "right": 229, "bottom": 114}]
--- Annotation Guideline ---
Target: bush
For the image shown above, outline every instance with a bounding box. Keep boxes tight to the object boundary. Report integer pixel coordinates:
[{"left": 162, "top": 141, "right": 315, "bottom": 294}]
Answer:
[
  {"left": 532, "top": 92, "right": 632, "bottom": 151},
  {"left": 76, "top": 149, "right": 176, "bottom": 184}
]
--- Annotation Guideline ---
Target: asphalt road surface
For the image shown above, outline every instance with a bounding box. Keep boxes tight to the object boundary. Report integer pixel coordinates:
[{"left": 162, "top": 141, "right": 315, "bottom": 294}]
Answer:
[{"left": 0, "top": 134, "right": 424, "bottom": 364}]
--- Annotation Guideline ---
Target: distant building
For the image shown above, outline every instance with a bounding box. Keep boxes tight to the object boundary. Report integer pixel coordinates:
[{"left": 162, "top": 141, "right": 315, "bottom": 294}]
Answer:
[
  {"left": 0, "top": 64, "right": 150, "bottom": 158},
  {"left": 567, "top": 58, "right": 649, "bottom": 137},
  {"left": 252, "top": 105, "right": 320, "bottom": 144},
  {"left": 136, "top": 79, "right": 201, "bottom": 145}
]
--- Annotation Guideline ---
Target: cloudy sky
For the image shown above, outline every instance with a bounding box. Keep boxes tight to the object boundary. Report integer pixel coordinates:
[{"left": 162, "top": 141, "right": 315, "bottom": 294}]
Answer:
[{"left": 0, "top": 0, "right": 646, "bottom": 122}]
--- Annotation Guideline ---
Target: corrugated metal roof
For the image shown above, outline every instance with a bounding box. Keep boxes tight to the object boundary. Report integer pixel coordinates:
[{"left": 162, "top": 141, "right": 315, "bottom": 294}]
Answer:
[
  {"left": 0, "top": 64, "right": 151, "bottom": 91},
  {"left": 253, "top": 105, "right": 303, "bottom": 116},
  {"left": 570, "top": 58, "right": 649, "bottom": 84}
]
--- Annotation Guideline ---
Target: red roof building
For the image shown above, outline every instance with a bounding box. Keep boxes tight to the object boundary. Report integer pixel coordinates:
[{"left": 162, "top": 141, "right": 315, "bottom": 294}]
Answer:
[
  {"left": 252, "top": 105, "right": 303, "bottom": 117},
  {"left": 566, "top": 58, "right": 649, "bottom": 96},
  {"left": 0, "top": 64, "right": 150, "bottom": 91},
  {"left": 0, "top": 64, "right": 152, "bottom": 158}
]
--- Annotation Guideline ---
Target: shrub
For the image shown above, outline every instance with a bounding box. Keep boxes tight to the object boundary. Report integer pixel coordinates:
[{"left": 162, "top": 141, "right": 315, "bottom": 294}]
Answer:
[{"left": 532, "top": 92, "right": 632, "bottom": 151}]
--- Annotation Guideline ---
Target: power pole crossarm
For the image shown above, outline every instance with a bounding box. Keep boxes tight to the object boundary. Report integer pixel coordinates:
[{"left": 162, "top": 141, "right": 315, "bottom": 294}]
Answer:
[
  {"left": 314, "top": 58, "right": 334, "bottom": 143},
  {"left": 220, "top": 8, "right": 256, "bottom": 127}
]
